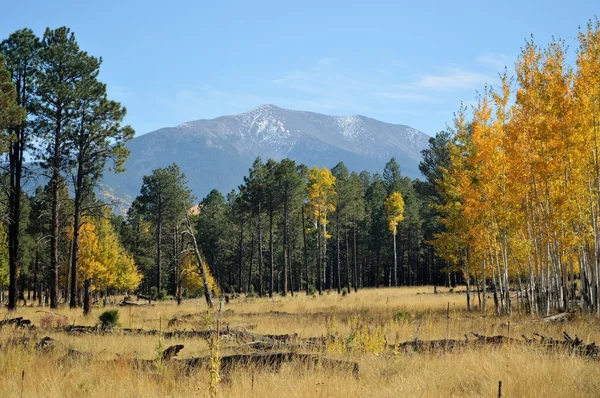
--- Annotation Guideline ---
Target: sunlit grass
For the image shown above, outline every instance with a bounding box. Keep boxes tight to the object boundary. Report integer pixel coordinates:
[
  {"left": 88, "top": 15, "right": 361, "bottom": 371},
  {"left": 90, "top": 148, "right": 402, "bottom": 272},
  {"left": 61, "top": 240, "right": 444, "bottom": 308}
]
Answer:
[{"left": 1, "top": 286, "right": 599, "bottom": 397}]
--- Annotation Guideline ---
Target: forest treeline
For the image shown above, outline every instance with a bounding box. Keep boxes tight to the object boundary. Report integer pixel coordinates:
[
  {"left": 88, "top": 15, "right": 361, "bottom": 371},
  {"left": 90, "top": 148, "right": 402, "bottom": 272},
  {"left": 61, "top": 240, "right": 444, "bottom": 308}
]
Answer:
[
  {"left": 116, "top": 156, "right": 446, "bottom": 302},
  {"left": 434, "top": 20, "right": 600, "bottom": 316},
  {"left": 0, "top": 26, "right": 451, "bottom": 314},
  {"left": 2, "top": 20, "right": 599, "bottom": 316}
]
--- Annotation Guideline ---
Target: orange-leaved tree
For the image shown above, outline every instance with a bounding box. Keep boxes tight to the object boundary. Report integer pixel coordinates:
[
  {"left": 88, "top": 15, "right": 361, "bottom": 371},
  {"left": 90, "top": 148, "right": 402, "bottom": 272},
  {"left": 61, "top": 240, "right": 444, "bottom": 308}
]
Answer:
[
  {"left": 306, "top": 166, "right": 336, "bottom": 294},
  {"left": 385, "top": 192, "right": 404, "bottom": 287}
]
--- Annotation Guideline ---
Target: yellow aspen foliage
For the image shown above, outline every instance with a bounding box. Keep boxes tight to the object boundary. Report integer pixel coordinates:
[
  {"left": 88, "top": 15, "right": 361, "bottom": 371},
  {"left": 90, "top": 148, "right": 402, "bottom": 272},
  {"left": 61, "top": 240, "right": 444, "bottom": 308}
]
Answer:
[
  {"left": 180, "top": 252, "right": 220, "bottom": 297},
  {"left": 433, "top": 23, "right": 600, "bottom": 314},
  {"left": 75, "top": 215, "right": 142, "bottom": 292},
  {"left": 306, "top": 166, "right": 336, "bottom": 238},
  {"left": 114, "top": 250, "right": 143, "bottom": 292},
  {"left": 0, "top": 228, "right": 8, "bottom": 288},
  {"left": 384, "top": 192, "right": 405, "bottom": 235}
]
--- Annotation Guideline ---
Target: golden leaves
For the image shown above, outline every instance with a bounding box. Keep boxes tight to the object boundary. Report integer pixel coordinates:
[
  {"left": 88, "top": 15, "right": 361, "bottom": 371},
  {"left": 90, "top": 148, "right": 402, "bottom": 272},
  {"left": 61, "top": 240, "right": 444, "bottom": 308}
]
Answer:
[
  {"left": 75, "top": 215, "right": 142, "bottom": 292},
  {"left": 306, "top": 166, "right": 337, "bottom": 238},
  {"left": 384, "top": 192, "right": 405, "bottom": 235},
  {"left": 434, "top": 22, "right": 600, "bottom": 279}
]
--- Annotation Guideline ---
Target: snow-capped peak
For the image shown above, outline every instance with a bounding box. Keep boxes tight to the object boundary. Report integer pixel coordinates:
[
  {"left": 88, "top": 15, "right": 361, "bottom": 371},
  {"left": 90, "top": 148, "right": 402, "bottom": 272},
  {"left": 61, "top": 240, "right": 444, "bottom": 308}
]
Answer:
[{"left": 335, "top": 115, "right": 367, "bottom": 140}]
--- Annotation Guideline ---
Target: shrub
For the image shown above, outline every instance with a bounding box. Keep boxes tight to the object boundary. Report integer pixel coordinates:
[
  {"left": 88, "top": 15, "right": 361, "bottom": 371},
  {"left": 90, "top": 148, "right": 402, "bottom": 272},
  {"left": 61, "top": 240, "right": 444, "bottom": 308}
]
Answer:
[
  {"left": 393, "top": 311, "right": 410, "bottom": 321},
  {"left": 342, "top": 287, "right": 348, "bottom": 296},
  {"left": 150, "top": 286, "right": 158, "bottom": 300},
  {"left": 99, "top": 309, "right": 120, "bottom": 329},
  {"left": 246, "top": 284, "right": 256, "bottom": 298},
  {"left": 158, "top": 289, "right": 167, "bottom": 300}
]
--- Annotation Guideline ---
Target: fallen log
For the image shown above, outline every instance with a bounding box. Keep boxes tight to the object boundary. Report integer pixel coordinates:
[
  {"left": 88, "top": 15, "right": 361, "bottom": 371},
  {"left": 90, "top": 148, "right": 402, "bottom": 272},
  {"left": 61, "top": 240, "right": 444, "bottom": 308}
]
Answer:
[
  {"left": 530, "top": 332, "right": 600, "bottom": 359},
  {"left": 2, "top": 335, "right": 56, "bottom": 352},
  {"left": 119, "top": 300, "right": 153, "bottom": 307},
  {"left": 395, "top": 338, "right": 467, "bottom": 353},
  {"left": 56, "top": 342, "right": 359, "bottom": 379},
  {"left": 56, "top": 324, "right": 298, "bottom": 345},
  {"left": 0, "top": 317, "right": 33, "bottom": 328},
  {"left": 180, "top": 352, "right": 359, "bottom": 379},
  {"left": 471, "top": 333, "right": 521, "bottom": 345},
  {"left": 537, "top": 311, "right": 576, "bottom": 323}
]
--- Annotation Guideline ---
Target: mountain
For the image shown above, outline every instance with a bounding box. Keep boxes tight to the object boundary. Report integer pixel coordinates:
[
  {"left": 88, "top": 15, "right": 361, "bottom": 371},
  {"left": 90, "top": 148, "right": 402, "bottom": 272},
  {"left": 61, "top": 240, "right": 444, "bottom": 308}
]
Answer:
[{"left": 100, "top": 104, "right": 430, "bottom": 207}]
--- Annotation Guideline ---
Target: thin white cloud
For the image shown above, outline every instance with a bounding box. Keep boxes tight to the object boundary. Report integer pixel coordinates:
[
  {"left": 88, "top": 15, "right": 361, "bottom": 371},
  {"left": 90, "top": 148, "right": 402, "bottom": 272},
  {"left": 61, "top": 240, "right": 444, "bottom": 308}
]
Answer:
[
  {"left": 376, "top": 91, "right": 437, "bottom": 102},
  {"left": 414, "top": 69, "right": 490, "bottom": 91},
  {"left": 273, "top": 59, "right": 438, "bottom": 107},
  {"left": 476, "top": 53, "right": 510, "bottom": 69}
]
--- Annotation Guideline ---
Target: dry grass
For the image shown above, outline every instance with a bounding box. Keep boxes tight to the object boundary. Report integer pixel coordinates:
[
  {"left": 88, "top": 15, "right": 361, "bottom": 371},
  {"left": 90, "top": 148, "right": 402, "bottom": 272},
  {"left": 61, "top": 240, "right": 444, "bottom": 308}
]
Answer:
[{"left": 1, "top": 286, "right": 599, "bottom": 397}]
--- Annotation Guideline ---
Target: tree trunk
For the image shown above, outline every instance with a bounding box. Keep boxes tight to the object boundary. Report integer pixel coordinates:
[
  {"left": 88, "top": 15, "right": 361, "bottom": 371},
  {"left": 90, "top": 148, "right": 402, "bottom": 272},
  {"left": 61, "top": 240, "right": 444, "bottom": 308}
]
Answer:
[
  {"left": 83, "top": 278, "right": 92, "bottom": 316},
  {"left": 49, "top": 114, "right": 62, "bottom": 309},
  {"left": 238, "top": 219, "right": 244, "bottom": 293},
  {"left": 336, "top": 217, "right": 341, "bottom": 294},
  {"left": 156, "top": 206, "right": 163, "bottom": 292},
  {"left": 185, "top": 213, "right": 213, "bottom": 308},
  {"left": 248, "top": 231, "right": 254, "bottom": 294},
  {"left": 70, "top": 166, "right": 84, "bottom": 308},
  {"left": 345, "top": 226, "right": 350, "bottom": 293},
  {"left": 7, "top": 127, "right": 23, "bottom": 311},
  {"left": 482, "top": 259, "right": 487, "bottom": 312},
  {"left": 465, "top": 250, "right": 471, "bottom": 312},
  {"left": 269, "top": 206, "right": 274, "bottom": 297},
  {"left": 353, "top": 224, "right": 358, "bottom": 292},
  {"left": 257, "top": 201, "right": 264, "bottom": 297},
  {"left": 393, "top": 232, "right": 398, "bottom": 288},
  {"left": 283, "top": 200, "right": 289, "bottom": 296},
  {"left": 317, "top": 219, "right": 322, "bottom": 294},
  {"left": 302, "top": 203, "right": 309, "bottom": 295}
]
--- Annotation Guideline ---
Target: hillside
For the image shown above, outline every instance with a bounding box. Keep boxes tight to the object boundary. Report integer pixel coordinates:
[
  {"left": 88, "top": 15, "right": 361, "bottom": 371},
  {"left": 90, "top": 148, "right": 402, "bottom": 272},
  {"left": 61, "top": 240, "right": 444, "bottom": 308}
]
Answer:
[{"left": 101, "top": 104, "right": 430, "bottom": 206}]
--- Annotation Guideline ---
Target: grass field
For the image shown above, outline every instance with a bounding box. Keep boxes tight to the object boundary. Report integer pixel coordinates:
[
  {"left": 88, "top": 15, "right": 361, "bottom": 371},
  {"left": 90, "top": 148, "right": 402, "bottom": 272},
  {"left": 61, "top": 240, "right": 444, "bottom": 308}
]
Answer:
[{"left": 1, "top": 286, "right": 599, "bottom": 397}]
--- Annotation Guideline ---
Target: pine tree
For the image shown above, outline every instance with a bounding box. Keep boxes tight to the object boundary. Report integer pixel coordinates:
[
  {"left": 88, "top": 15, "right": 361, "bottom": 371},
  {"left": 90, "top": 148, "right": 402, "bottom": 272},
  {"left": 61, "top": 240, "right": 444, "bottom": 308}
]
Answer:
[
  {"left": 36, "top": 27, "right": 99, "bottom": 308},
  {"left": 243, "top": 158, "right": 267, "bottom": 296},
  {"left": 135, "top": 164, "right": 192, "bottom": 293},
  {"left": 67, "top": 60, "right": 134, "bottom": 309},
  {"left": 0, "top": 49, "right": 27, "bottom": 309},
  {"left": 275, "top": 159, "right": 302, "bottom": 296}
]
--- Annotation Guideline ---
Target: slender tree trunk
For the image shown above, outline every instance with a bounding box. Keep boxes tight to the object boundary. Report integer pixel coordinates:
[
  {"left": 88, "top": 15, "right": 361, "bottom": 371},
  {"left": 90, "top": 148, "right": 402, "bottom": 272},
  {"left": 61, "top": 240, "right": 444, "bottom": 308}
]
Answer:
[
  {"left": 465, "top": 250, "right": 471, "bottom": 311},
  {"left": 317, "top": 219, "right": 322, "bottom": 294},
  {"left": 7, "top": 128, "right": 23, "bottom": 311},
  {"left": 238, "top": 219, "right": 244, "bottom": 293},
  {"left": 302, "top": 203, "right": 309, "bottom": 295},
  {"left": 482, "top": 259, "right": 487, "bottom": 312},
  {"left": 336, "top": 217, "right": 341, "bottom": 294},
  {"left": 185, "top": 213, "right": 213, "bottom": 308},
  {"left": 393, "top": 232, "right": 398, "bottom": 287},
  {"left": 83, "top": 278, "right": 92, "bottom": 316},
  {"left": 70, "top": 166, "right": 84, "bottom": 308},
  {"left": 257, "top": 201, "right": 264, "bottom": 297},
  {"left": 156, "top": 211, "right": 162, "bottom": 291},
  {"left": 248, "top": 231, "right": 254, "bottom": 294},
  {"left": 49, "top": 113, "right": 62, "bottom": 309},
  {"left": 283, "top": 200, "right": 289, "bottom": 296},
  {"left": 289, "top": 230, "right": 295, "bottom": 296},
  {"left": 353, "top": 224, "right": 358, "bottom": 292},
  {"left": 33, "top": 251, "right": 39, "bottom": 301},
  {"left": 345, "top": 226, "right": 350, "bottom": 293},
  {"left": 269, "top": 206, "right": 274, "bottom": 297}
]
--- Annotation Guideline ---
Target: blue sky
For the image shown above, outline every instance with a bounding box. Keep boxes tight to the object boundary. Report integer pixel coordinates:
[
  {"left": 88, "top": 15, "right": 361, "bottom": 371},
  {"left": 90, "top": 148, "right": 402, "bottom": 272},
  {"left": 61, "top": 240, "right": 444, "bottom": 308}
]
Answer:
[{"left": 1, "top": 1, "right": 597, "bottom": 136}]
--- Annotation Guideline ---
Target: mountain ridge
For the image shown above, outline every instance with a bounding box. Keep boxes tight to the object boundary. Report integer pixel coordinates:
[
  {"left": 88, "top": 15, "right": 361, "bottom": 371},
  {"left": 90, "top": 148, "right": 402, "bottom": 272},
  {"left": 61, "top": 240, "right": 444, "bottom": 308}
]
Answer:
[{"left": 100, "top": 104, "right": 430, "bottom": 209}]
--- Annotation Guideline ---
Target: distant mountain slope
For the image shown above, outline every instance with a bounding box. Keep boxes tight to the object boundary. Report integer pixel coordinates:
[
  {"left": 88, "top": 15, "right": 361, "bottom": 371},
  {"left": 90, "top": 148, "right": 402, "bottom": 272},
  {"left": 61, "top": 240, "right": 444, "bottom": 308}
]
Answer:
[{"left": 100, "top": 104, "right": 430, "bottom": 207}]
